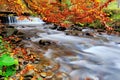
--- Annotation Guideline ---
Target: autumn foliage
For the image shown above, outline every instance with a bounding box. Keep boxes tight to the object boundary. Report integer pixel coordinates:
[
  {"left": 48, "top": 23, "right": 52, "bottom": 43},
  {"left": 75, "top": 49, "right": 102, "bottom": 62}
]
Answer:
[{"left": 0, "top": 0, "right": 114, "bottom": 28}]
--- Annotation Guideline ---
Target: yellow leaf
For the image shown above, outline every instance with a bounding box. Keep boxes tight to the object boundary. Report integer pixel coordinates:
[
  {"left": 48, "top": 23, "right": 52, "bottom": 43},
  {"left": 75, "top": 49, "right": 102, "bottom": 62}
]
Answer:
[
  {"left": 20, "top": 76, "right": 24, "bottom": 80},
  {"left": 95, "top": 0, "right": 100, "bottom": 3}
]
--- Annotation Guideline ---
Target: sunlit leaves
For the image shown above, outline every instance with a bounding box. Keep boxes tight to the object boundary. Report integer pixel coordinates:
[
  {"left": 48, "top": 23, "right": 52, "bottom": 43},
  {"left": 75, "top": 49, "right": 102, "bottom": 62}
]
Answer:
[{"left": 0, "top": 0, "right": 115, "bottom": 29}]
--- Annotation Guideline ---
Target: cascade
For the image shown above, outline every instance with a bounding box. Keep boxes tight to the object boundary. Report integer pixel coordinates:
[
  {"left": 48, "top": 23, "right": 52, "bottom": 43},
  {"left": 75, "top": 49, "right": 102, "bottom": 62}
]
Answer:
[
  {"left": 0, "top": 16, "right": 45, "bottom": 25},
  {"left": 0, "top": 16, "right": 17, "bottom": 24}
]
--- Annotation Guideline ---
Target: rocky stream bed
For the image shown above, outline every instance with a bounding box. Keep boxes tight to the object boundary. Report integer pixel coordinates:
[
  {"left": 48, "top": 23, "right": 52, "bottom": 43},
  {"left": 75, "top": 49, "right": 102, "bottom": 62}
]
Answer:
[{"left": 0, "top": 20, "right": 120, "bottom": 80}]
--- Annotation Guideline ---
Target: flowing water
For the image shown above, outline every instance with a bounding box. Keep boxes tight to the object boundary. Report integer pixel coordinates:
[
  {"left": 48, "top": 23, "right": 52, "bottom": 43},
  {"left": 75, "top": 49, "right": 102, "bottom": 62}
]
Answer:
[{"left": 10, "top": 18, "right": 120, "bottom": 80}]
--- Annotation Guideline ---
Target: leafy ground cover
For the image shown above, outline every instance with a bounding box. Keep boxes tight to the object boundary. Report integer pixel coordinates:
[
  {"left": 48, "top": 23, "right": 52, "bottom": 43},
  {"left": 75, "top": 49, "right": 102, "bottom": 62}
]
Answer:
[
  {"left": 0, "top": 36, "right": 18, "bottom": 80},
  {"left": 0, "top": 26, "right": 70, "bottom": 80}
]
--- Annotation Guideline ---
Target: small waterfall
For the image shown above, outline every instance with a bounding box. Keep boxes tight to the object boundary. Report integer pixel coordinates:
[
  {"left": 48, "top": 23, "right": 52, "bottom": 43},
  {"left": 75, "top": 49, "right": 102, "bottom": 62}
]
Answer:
[
  {"left": 0, "top": 16, "right": 44, "bottom": 25},
  {"left": 0, "top": 16, "right": 17, "bottom": 24},
  {"left": 8, "top": 16, "right": 17, "bottom": 24}
]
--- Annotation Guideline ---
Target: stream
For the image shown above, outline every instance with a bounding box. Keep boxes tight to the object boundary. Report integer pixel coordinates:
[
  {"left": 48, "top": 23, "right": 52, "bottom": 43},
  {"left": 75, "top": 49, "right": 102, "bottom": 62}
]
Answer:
[{"left": 9, "top": 18, "right": 120, "bottom": 80}]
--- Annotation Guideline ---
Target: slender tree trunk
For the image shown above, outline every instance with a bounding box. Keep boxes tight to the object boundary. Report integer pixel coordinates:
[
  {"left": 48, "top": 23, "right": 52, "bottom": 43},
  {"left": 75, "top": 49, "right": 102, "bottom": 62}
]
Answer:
[{"left": 118, "top": 0, "right": 120, "bottom": 8}]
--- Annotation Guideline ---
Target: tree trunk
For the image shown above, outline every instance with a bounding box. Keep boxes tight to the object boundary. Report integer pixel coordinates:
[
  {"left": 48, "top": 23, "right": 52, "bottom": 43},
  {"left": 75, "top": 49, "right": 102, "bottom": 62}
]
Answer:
[{"left": 118, "top": 0, "right": 120, "bottom": 8}]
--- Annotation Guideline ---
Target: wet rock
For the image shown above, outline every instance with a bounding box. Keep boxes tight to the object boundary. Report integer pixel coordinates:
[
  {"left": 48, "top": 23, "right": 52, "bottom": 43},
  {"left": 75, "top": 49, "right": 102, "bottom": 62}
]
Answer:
[
  {"left": 57, "top": 27, "right": 66, "bottom": 31},
  {"left": 33, "top": 58, "right": 41, "bottom": 64},
  {"left": 16, "top": 31, "right": 25, "bottom": 38},
  {"left": 84, "top": 32, "right": 94, "bottom": 37},
  {"left": 6, "top": 27, "right": 16, "bottom": 36},
  {"left": 40, "top": 72, "right": 47, "bottom": 78},
  {"left": 19, "top": 26, "right": 25, "bottom": 28},
  {"left": 7, "top": 25, "right": 15, "bottom": 28},
  {"left": 23, "top": 61, "right": 29, "bottom": 65},
  {"left": 39, "top": 39, "right": 56, "bottom": 46},
  {"left": 96, "top": 29, "right": 105, "bottom": 32},
  {"left": 0, "top": 26, "right": 18, "bottom": 37},
  {"left": 24, "top": 70, "right": 34, "bottom": 77},
  {"left": 69, "top": 25, "right": 82, "bottom": 31},
  {"left": 5, "top": 26, "right": 18, "bottom": 36},
  {"left": 54, "top": 72, "right": 70, "bottom": 80},
  {"left": 82, "top": 28, "right": 95, "bottom": 37},
  {"left": 45, "top": 70, "right": 54, "bottom": 79},
  {"left": 65, "top": 29, "right": 94, "bottom": 37},
  {"left": 40, "top": 71, "right": 54, "bottom": 79},
  {"left": 33, "top": 60, "right": 40, "bottom": 64},
  {"left": 65, "top": 30, "right": 82, "bottom": 36},
  {"left": 39, "top": 40, "right": 51, "bottom": 45},
  {"left": 49, "top": 24, "right": 58, "bottom": 30},
  {"left": 24, "top": 75, "right": 33, "bottom": 80}
]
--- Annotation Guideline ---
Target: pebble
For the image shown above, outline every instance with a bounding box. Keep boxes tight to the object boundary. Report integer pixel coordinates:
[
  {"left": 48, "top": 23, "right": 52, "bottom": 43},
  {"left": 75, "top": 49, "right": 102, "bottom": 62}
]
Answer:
[
  {"left": 39, "top": 40, "right": 52, "bottom": 46},
  {"left": 55, "top": 72, "right": 70, "bottom": 80},
  {"left": 40, "top": 72, "right": 47, "bottom": 78},
  {"left": 46, "top": 71, "right": 54, "bottom": 79}
]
